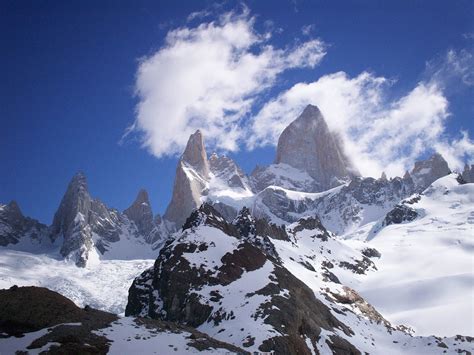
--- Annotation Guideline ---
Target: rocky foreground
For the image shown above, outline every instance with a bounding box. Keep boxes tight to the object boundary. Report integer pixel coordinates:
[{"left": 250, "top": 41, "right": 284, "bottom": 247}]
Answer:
[{"left": 0, "top": 286, "right": 247, "bottom": 354}]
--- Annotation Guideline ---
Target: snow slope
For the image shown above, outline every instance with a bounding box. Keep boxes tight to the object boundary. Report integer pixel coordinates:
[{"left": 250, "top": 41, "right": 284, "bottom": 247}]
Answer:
[{"left": 354, "top": 175, "right": 474, "bottom": 336}]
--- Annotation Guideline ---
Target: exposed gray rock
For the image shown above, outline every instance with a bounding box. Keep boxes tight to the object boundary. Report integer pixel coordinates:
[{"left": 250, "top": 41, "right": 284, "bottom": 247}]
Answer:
[
  {"left": 274, "top": 104, "right": 359, "bottom": 191},
  {"left": 182, "top": 130, "right": 210, "bottom": 179},
  {"left": 164, "top": 130, "right": 210, "bottom": 229},
  {"left": 461, "top": 163, "right": 474, "bottom": 183},
  {"left": 0, "top": 201, "right": 49, "bottom": 247},
  {"left": 411, "top": 153, "right": 451, "bottom": 191},
  {"left": 210, "top": 201, "right": 238, "bottom": 221},
  {"left": 123, "top": 189, "right": 164, "bottom": 244},
  {"left": 209, "top": 153, "right": 249, "bottom": 190},
  {"left": 51, "top": 173, "right": 160, "bottom": 266},
  {"left": 124, "top": 189, "right": 154, "bottom": 236},
  {"left": 51, "top": 172, "right": 96, "bottom": 266},
  {"left": 253, "top": 175, "right": 417, "bottom": 235}
]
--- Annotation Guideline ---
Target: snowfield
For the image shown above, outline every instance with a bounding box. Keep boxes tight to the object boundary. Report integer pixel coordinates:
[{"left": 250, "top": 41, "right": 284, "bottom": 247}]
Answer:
[
  {"left": 0, "top": 250, "right": 154, "bottom": 315},
  {"left": 354, "top": 175, "right": 474, "bottom": 336}
]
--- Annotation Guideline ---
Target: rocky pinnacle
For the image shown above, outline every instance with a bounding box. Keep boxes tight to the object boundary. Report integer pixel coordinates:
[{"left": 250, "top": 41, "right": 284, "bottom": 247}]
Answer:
[
  {"left": 163, "top": 130, "right": 210, "bottom": 228},
  {"left": 124, "top": 189, "right": 154, "bottom": 236},
  {"left": 275, "top": 104, "right": 359, "bottom": 191}
]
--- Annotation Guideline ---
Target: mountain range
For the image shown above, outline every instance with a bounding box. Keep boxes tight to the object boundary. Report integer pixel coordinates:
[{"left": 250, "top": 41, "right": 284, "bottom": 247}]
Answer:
[{"left": 1, "top": 105, "right": 473, "bottom": 354}]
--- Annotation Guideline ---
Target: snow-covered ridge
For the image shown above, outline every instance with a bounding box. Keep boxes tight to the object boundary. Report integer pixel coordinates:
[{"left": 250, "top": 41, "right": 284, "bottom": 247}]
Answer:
[{"left": 354, "top": 174, "right": 474, "bottom": 336}]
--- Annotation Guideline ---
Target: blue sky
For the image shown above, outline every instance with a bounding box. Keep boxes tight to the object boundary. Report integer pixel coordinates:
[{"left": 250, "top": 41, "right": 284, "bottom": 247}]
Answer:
[{"left": 1, "top": 0, "right": 473, "bottom": 224}]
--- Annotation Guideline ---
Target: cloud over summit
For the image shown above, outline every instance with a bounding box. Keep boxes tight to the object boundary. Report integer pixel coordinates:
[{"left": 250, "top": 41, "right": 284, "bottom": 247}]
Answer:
[
  {"left": 130, "top": 8, "right": 473, "bottom": 177},
  {"left": 131, "top": 10, "right": 326, "bottom": 158}
]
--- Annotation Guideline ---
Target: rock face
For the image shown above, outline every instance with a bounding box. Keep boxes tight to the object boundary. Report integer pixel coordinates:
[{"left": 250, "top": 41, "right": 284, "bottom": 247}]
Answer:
[
  {"left": 461, "top": 163, "right": 474, "bottom": 183},
  {"left": 0, "top": 201, "right": 49, "bottom": 247},
  {"left": 411, "top": 153, "right": 451, "bottom": 191},
  {"left": 164, "top": 130, "right": 210, "bottom": 229},
  {"left": 209, "top": 153, "right": 249, "bottom": 190},
  {"left": 124, "top": 189, "right": 154, "bottom": 236},
  {"left": 274, "top": 104, "right": 358, "bottom": 191},
  {"left": 124, "top": 189, "right": 163, "bottom": 244}
]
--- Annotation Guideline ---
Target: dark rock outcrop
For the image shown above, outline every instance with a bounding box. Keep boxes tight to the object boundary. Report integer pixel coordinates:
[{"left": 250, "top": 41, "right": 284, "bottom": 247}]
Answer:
[
  {"left": 383, "top": 204, "right": 418, "bottom": 226},
  {"left": 0, "top": 285, "right": 117, "bottom": 353}
]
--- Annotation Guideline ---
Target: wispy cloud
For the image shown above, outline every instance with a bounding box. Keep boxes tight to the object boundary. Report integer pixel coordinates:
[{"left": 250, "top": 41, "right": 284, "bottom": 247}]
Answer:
[
  {"left": 130, "top": 9, "right": 326, "bottom": 157},
  {"left": 250, "top": 49, "right": 474, "bottom": 176}
]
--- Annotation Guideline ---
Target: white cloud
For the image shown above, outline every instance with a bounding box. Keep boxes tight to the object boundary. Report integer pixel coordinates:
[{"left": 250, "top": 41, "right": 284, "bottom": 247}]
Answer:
[
  {"left": 131, "top": 10, "right": 326, "bottom": 157},
  {"left": 249, "top": 69, "right": 473, "bottom": 177}
]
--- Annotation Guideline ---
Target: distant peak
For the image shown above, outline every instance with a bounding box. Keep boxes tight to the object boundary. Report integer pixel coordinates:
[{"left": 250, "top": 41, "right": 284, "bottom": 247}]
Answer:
[
  {"left": 69, "top": 172, "right": 88, "bottom": 189},
  {"left": 135, "top": 189, "right": 149, "bottom": 204},
  {"left": 7, "top": 200, "right": 22, "bottom": 216},
  {"left": 274, "top": 105, "right": 358, "bottom": 190}
]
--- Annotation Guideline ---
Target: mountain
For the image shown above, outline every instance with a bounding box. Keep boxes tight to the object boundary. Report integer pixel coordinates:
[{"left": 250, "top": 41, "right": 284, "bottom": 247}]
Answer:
[
  {"left": 252, "top": 153, "right": 452, "bottom": 236},
  {"left": 275, "top": 104, "right": 359, "bottom": 189},
  {"left": 164, "top": 130, "right": 253, "bottom": 228},
  {"left": 1, "top": 103, "right": 472, "bottom": 354},
  {"left": 0, "top": 173, "right": 165, "bottom": 267},
  {"left": 126, "top": 203, "right": 473, "bottom": 354},
  {"left": 0, "top": 200, "right": 50, "bottom": 249},
  {"left": 251, "top": 105, "right": 359, "bottom": 193}
]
